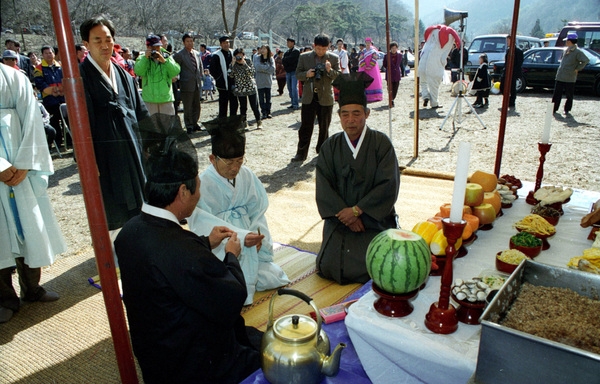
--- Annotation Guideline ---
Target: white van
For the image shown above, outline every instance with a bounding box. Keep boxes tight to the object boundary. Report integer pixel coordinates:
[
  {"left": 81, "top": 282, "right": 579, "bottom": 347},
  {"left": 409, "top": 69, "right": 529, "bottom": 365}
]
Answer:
[{"left": 465, "top": 34, "right": 541, "bottom": 80}]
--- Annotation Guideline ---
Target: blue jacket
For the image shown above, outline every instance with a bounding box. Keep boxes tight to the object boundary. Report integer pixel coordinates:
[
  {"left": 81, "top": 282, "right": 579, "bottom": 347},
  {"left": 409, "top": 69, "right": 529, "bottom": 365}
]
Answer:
[{"left": 34, "top": 60, "right": 65, "bottom": 107}]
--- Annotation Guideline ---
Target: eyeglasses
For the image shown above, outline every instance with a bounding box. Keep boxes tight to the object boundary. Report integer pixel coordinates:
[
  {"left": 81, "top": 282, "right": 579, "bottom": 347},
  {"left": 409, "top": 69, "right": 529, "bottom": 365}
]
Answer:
[{"left": 217, "top": 156, "right": 246, "bottom": 166}]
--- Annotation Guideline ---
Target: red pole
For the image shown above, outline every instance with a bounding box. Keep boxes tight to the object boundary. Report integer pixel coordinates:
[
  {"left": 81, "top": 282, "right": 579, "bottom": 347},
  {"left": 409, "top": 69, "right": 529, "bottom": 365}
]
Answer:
[
  {"left": 48, "top": 1, "right": 139, "bottom": 382},
  {"left": 494, "top": 0, "right": 521, "bottom": 177}
]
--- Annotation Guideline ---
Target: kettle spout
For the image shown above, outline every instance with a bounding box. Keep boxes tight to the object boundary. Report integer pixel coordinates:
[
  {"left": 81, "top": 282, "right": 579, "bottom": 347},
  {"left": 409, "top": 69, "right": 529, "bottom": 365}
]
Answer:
[{"left": 321, "top": 342, "right": 346, "bottom": 376}]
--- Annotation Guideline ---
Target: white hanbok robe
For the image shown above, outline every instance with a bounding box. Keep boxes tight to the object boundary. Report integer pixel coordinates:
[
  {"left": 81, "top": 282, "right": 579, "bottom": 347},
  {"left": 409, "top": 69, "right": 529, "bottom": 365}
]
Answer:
[
  {"left": 188, "top": 165, "right": 289, "bottom": 305},
  {"left": 0, "top": 65, "right": 66, "bottom": 269}
]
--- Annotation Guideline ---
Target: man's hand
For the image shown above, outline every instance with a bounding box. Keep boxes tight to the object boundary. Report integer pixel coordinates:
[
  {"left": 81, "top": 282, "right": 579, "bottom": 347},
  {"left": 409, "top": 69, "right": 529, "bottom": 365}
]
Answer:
[
  {"left": 306, "top": 68, "right": 315, "bottom": 78},
  {"left": 0, "top": 166, "right": 16, "bottom": 183},
  {"left": 335, "top": 207, "right": 360, "bottom": 226},
  {"left": 348, "top": 218, "right": 365, "bottom": 233},
  {"left": 1, "top": 167, "right": 28, "bottom": 186},
  {"left": 208, "top": 226, "right": 234, "bottom": 249},
  {"left": 325, "top": 60, "right": 331, "bottom": 72},
  {"left": 244, "top": 232, "right": 265, "bottom": 251},
  {"left": 225, "top": 232, "right": 241, "bottom": 257}
]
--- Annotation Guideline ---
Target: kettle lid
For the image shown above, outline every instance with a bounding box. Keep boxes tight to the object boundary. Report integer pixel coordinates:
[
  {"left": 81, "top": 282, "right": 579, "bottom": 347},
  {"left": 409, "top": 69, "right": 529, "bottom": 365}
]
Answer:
[{"left": 273, "top": 314, "right": 318, "bottom": 343}]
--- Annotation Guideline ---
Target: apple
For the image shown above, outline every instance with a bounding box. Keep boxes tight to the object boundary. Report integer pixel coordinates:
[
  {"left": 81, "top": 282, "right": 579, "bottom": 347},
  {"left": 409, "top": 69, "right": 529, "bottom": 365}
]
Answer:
[
  {"left": 483, "top": 191, "right": 502, "bottom": 214},
  {"left": 472, "top": 203, "right": 497, "bottom": 225},
  {"left": 464, "top": 183, "right": 484, "bottom": 206},
  {"left": 470, "top": 170, "right": 498, "bottom": 192}
]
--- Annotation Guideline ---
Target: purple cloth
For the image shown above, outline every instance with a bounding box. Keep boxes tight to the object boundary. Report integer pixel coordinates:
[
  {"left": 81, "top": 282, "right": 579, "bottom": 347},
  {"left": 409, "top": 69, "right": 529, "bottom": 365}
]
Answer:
[{"left": 240, "top": 282, "right": 373, "bottom": 383}]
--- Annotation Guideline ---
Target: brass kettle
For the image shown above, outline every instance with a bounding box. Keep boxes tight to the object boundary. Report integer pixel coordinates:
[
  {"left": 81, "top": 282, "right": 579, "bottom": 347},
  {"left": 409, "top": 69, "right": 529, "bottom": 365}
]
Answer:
[{"left": 261, "top": 288, "right": 346, "bottom": 384}]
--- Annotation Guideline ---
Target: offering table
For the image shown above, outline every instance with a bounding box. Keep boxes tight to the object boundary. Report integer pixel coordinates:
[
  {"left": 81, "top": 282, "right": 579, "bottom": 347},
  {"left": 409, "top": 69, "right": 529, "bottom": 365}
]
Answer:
[{"left": 345, "top": 184, "right": 599, "bottom": 383}]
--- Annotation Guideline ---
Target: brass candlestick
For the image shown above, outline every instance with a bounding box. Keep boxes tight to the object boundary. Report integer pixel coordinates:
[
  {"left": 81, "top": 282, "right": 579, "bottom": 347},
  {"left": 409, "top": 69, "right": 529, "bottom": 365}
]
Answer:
[
  {"left": 425, "top": 218, "right": 466, "bottom": 334},
  {"left": 526, "top": 142, "right": 552, "bottom": 205}
]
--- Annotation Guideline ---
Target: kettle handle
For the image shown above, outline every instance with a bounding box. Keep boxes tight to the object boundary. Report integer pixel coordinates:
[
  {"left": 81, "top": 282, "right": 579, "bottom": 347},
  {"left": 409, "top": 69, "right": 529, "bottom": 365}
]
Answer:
[{"left": 266, "top": 288, "right": 322, "bottom": 333}]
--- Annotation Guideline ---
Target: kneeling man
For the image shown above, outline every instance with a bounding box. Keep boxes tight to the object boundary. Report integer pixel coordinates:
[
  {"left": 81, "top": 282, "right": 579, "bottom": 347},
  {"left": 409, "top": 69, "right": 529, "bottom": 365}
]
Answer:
[
  {"left": 316, "top": 73, "right": 400, "bottom": 284},
  {"left": 189, "top": 115, "right": 289, "bottom": 305},
  {"left": 115, "top": 148, "right": 261, "bottom": 383}
]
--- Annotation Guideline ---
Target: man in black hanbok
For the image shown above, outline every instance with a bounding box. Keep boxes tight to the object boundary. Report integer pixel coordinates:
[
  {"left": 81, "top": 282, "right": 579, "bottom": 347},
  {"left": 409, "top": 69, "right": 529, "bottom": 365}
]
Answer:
[
  {"left": 79, "top": 16, "right": 150, "bottom": 231},
  {"left": 316, "top": 73, "right": 400, "bottom": 284}
]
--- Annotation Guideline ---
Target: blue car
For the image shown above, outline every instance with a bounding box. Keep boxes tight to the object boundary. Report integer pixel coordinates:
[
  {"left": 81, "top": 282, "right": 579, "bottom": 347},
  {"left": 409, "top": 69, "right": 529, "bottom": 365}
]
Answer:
[{"left": 492, "top": 47, "right": 600, "bottom": 96}]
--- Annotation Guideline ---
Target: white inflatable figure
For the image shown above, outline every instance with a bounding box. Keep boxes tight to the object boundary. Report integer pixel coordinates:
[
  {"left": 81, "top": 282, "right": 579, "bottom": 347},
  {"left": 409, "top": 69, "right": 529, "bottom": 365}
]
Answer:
[{"left": 419, "top": 25, "right": 461, "bottom": 109}]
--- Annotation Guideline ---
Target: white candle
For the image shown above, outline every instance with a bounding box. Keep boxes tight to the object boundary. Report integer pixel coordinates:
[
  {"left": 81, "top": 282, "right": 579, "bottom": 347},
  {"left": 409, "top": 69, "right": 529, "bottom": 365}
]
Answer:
[
  {"left": 541, "top": 103, "right": 552, "bottom": 144},
  {"left": 450, "top": 142, "right": 471, "bottom": 223}
]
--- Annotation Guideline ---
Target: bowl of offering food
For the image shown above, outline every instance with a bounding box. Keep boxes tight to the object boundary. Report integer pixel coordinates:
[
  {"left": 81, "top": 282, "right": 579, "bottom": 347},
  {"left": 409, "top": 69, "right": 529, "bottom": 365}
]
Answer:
[
  {"left": 509, "top": 232, "right": 543, "bottom": 258},
  {"left": 531, "top": 204, "right": 560, "bottom": 226},
  {"left": 496, "top": 250, "right": 530, "bottom": 274},
  {"left": 451, "top": 277, "right": 492, "bottom": 325},
  {"left": 514, "top": 214, "right": 556, "bottom": 250}
]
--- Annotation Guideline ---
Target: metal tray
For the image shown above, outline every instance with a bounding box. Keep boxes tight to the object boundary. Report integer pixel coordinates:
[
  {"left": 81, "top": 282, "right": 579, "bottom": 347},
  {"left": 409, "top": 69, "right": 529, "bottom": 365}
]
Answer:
[{"left": 475, "top": 260, "right": 600, "bottom": 384}]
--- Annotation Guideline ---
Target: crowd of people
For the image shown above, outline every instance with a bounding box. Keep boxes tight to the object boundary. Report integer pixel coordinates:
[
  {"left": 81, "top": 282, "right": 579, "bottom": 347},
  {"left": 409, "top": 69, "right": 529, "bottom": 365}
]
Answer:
[{"left": 1, "top": 16, "right": 592, "bottom": 381}]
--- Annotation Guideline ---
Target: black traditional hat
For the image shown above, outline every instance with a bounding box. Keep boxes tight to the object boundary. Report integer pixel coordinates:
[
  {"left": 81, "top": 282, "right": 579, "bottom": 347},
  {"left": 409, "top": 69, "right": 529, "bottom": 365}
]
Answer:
[
  {"left": 203, "top": 115, "right": 246, "bottom": 159},
  {"left": 332, "top": 72, "right": 374, "bottom": 107},
  {"left": 138, "top": 113, "right": 198, "bottom": 183}
]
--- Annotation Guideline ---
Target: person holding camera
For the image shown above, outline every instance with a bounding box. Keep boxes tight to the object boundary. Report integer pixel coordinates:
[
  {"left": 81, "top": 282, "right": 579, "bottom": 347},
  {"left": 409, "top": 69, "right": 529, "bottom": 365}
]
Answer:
[
  {"left": 135, "top": 34, "right": 180, "bottom": 116},
  {"left": 292, "top": 34, "right": 340, "bottom": 162},
  {"left": 230, "top": 48, "right": 262, "bottom": 129}
]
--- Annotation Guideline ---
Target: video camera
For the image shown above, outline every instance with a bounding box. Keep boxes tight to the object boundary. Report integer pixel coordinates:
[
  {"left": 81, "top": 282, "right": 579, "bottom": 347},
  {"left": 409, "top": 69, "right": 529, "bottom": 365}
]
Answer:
[{"left": 151, "top": 50, "right": 170, "bottom": 59}]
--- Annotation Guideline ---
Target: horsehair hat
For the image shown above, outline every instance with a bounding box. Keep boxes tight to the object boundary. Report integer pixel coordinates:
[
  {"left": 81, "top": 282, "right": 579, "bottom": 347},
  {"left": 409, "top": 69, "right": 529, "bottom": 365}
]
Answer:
[
  {"left": 333, "top": 72, "right": 374, "bottom": 108},
  {"left": 203, "top": 115, "right": 246, "bottom": 159}
]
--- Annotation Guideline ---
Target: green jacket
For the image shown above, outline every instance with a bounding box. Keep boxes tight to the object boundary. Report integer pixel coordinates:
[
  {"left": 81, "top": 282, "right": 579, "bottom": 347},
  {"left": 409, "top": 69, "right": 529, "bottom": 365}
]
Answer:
[
  {"left": 135, "top": 47, "right": 181, "bottom": 103},
  {"left": 555, "top": 45, "right": 589, "bottom": 83}
]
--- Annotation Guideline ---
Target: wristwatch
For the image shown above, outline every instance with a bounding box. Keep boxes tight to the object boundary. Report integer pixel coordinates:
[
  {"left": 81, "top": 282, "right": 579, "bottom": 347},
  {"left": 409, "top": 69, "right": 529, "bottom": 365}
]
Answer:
[{"left": 352, "top": 206, "right": 360, "bottom": 217}]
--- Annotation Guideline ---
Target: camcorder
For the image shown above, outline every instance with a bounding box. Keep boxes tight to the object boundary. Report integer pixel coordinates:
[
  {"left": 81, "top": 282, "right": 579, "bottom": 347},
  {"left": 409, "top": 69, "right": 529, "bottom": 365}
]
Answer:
[{"left": 314, "top": 63, "right": 326, "bottom": 80}]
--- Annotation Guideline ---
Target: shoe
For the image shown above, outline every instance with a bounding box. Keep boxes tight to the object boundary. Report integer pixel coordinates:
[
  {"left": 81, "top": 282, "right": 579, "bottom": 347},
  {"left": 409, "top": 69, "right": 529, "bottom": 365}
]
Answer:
[
  {"left": 266, "top": 114, "right": 273, "bottom": 119},
  {"left": 193, "top": 124, "right": 202, "bottom": 132},
  {"left": 291, "top": 154, "right": 306, "bottom": 162},
  {"left": 187, "top": 128, "right": 193, "bottom": 134},
  {"left": 431, "top": 105, "right": 443, "bottom": 109},
  {"left": 563, "top": 110, "right": 570, "bottom": 115},
  {"left": 423, "top": 99, "right": 429, "bottom": 107},
  {"left": 257, "top": 121, "right": 263, "bottom": 129},
  {"left": 287, "top": 105, "right": 295, "bottom": 109},
  {"left": 0, "top": 307, "right": 13, "bottom": 323},
  {"left": 23, "top": 290, "right": 60, "bottom": 302},
  {"left": 473, "top": 103, "right": 482, "bottom": 108}
]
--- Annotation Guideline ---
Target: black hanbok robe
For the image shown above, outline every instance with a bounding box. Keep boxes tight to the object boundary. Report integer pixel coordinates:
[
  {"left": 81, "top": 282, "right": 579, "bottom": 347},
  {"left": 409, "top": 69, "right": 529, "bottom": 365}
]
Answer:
[
  {"left": 115, "top": 212, "right": 260, "bottom": 383},
  {"left": 79, "top": 58, "right": 149, "bottom": 230},
  {"left": 316, "top": 127, "right": 400, "bottom": 284}
]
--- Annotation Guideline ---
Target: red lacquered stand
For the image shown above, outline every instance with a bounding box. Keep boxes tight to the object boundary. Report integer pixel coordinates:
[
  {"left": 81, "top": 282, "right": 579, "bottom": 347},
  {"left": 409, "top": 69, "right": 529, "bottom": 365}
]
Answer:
[
  {"left": 425, "top": 218, "right": 466, "bottom": 334},
  {"left": 526, "top": 142, "right": 552, "bottom": 205}
]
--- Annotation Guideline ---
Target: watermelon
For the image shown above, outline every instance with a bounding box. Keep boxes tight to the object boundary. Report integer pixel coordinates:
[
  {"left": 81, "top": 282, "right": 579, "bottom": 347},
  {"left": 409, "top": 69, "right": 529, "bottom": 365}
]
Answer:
[{"left": 366, "top": 229, "right": 432, "bottom": 294}]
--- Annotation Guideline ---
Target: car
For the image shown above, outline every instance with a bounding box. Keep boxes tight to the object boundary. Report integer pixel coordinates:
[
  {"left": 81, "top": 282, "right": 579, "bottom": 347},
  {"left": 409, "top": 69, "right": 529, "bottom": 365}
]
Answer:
[
  {"left": 556, "top": 22, "right": 600, "bottom": 54},
  {"left": 1, "top": 28, "right": 13, "bottom": 34},
  {"left": 492, "top": 47, "right": 600, "bottom": 96},
  {"left": 465, "top": 34, "right": 541, "bottom": 81},
  {"left": 376, "top": 51, "right": 386, "bottom": 71},
  {"left": 241, "top": 32, "right": 258, "bottom": 40},
  {"left": 405, "top": 51, "right": 415, "bottom": 67}
]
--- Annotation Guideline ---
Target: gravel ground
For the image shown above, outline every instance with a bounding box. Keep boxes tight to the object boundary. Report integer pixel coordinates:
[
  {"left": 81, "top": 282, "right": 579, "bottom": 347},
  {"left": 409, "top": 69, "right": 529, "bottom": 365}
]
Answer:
[{"left": 47, "top": 71, "right": 600, "bottom": 258}]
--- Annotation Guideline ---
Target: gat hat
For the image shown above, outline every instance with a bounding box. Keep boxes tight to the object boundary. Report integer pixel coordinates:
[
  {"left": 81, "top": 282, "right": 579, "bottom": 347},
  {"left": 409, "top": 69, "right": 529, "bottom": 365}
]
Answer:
[
  {"left": 146, "top": 34, "right": 162, "bottom": 46},
  {"left": 563, "top": 32, "right": 578, "bottom": 41},
  {"left": 332, "top": 72, "right": 374, "bottom": 108},
  {"left": 219, "top": 35, "right": 230, "bottom": 43},
  {"left": 203, "top": 115, "right": 246, "bottom": 158},
  {"left": 2, "top": 49, "right": 18, "bottom": 59}
]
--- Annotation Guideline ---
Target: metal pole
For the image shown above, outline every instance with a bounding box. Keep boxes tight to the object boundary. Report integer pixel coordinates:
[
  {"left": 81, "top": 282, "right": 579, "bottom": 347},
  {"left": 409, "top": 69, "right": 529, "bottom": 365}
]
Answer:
[
  {"left": 48, "top": 1, "right": 139, "bottom": 382},
  {"left": 494, "top": 0, "right": 521, "bottom": 176},
  {"left": 385, "top": 0, "right": 392, "bottom": 138},
  {"left": 413, "top": 0, "right": 420, "bottom": 159}
]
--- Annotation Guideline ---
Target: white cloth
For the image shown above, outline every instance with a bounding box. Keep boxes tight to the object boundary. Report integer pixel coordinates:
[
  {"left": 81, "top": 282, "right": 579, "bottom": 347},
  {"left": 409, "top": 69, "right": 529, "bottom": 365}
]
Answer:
[
  {"left": 346, "top": 183, "right": 600, "bottom": 383},
  {"left": 214, "top": 50, "right": 230, "bottom": 90},
  {"left": 0, "top": 65, "right": 66, "bottom": 269},
  {"left": 335, "top": 49, "right": 350, "bottom": 74},
  {"left": 188, "top": 165, "right": 289, "bottom": 304}
]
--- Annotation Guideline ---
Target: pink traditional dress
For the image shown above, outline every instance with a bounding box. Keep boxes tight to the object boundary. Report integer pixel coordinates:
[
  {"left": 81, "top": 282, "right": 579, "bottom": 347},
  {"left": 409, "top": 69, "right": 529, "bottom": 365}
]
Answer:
[{"left": 358, "top": 44, "right": 383, "bottom": 102}]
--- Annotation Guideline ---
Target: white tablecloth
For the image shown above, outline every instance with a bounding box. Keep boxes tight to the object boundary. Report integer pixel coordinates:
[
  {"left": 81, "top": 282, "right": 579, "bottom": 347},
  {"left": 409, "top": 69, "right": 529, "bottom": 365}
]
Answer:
[{"left": 346, "top": 184, "right": 599, "bottom": 384}]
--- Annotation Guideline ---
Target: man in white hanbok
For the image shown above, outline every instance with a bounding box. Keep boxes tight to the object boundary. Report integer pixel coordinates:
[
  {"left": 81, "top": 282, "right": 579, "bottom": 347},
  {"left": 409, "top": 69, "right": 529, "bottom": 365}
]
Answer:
[
  {"left": 0, "top": 63, "right": 67, "bottom": 323},
  {"left": 188, "top": 115, "right": 289, "bottom": 305}
]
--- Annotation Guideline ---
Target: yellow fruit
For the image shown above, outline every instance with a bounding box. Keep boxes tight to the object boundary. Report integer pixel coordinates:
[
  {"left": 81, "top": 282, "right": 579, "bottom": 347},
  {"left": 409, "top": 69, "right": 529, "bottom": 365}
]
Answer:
[
  {"left": 430, "top": 229, "right": 463, "bottom": 256},
  {"left": 470, "top": 170, "right": 498, "bottom": 192},
  {"left": 412, "top": 221, "right": 439, "bottom": 245}
]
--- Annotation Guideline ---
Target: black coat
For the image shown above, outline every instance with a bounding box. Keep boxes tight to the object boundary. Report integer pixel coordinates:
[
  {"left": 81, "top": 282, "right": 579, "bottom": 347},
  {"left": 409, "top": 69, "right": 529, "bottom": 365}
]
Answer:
[
  {"left": 79, "top": 58, "right": 149, "bottom": 229},
  {"left": 115, "top": 212, "right": 260, "bottom": 383}
]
